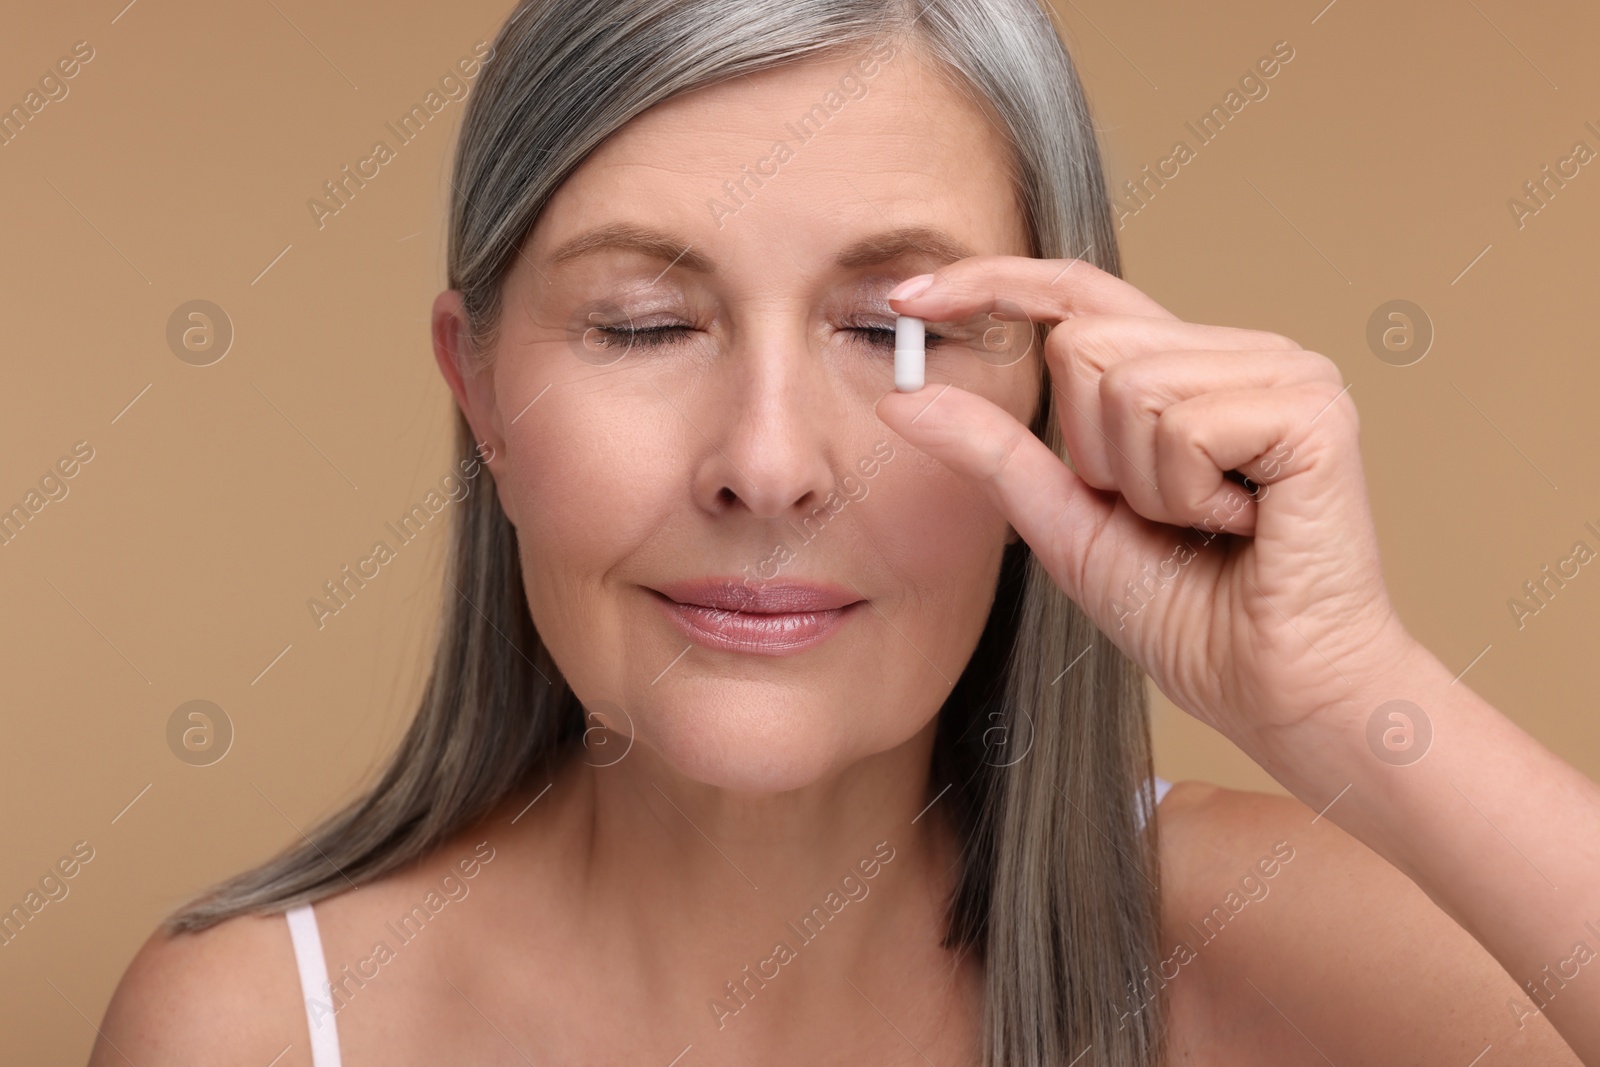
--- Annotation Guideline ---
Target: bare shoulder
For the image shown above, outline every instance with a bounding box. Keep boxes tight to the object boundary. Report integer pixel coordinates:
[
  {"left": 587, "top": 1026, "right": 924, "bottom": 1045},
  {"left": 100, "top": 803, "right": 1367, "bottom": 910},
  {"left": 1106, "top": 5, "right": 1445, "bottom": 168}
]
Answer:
[
  {"left": 1153, "top": 780, "right": 1580, "bottom": 1066},
  {"left": 91, "top": 909, "right": 310, "bottom": 1066},
  {"left": 90, "top": 772, "right": 567, "bottom": 1066}
]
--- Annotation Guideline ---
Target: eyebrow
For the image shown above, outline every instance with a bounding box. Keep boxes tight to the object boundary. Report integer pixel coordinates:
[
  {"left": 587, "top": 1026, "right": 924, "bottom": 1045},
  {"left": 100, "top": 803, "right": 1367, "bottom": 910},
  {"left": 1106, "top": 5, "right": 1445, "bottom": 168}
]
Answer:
[
  {"left": 544, "top": 223, "right": 977, "bottom": 274},
  {"left": 833, "top": 226, "right": 978, "bottom": 270}
]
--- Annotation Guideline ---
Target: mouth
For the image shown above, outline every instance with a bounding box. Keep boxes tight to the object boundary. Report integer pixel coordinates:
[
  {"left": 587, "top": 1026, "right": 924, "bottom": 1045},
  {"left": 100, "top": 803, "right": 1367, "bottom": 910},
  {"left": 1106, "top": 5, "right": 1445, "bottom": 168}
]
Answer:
[{"left": 647, "top": 578, "right": 865, "bottom": 656}]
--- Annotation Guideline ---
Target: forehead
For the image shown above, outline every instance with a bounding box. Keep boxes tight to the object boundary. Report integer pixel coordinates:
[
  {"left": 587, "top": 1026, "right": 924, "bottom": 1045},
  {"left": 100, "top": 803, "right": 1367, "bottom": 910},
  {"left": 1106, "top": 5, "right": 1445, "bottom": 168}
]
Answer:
[{"left": 525, "top": 44, "right": 1031, "bottom": 272}]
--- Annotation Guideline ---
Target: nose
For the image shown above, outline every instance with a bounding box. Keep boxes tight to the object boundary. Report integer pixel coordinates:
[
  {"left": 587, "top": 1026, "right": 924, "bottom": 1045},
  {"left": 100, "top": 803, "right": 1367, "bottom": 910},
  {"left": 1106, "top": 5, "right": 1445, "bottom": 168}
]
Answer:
[{"left": 687, "top": 326, "right": 842, "bottom": 522}]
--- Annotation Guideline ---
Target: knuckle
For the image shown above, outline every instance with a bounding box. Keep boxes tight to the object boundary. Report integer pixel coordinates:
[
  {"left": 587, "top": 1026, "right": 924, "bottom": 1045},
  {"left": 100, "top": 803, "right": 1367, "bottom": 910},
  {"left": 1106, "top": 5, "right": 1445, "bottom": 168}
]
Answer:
[
  {"left": 1052, "top": 315, "right": 1118, "bottom": 369},
  {"left": 1152, "top": 412, "right": 1195, "bottom": 478},
  {"left": 1047, "top": 314, "right": 1085, "bottom": 350},
  {"left": 1259, "top": 330, "right": 1302, "bottom": 351},
  {"left": 1155, "top": 401, "right": 1196, "bottom": 447},
  {"left": 1311, "top": 351, "right": 1346, "bottom": 388},
  {"left": 1305, "top": 379, "right": 1358, "bottom": 430},
  {"left": 1043, "top": 327, "right": 1083, "bottom": 383},
  {"left": 1097, "top": 360, "right": 1144, "bottom": 409}
]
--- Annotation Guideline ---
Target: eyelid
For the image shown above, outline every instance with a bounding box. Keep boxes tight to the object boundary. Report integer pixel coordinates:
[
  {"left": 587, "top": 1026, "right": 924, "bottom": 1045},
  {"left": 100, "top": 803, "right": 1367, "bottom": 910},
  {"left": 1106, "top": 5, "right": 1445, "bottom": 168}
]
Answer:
[
  {"left": 591, "top": 323, "right": 695, "bottom": 350},
  {"left": 588, "top": 321, "right": 948, "bottom": 355},
  {"left": 851, "top": 322, "right": 946, "bottom": 342}
]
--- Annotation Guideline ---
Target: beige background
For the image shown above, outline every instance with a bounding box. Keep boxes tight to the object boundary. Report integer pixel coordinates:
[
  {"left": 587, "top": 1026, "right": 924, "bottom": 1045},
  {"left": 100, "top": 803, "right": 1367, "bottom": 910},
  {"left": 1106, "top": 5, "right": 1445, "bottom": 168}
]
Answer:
[{"left": 3, "top": 0, "right": 1596, "bottom": 1061}]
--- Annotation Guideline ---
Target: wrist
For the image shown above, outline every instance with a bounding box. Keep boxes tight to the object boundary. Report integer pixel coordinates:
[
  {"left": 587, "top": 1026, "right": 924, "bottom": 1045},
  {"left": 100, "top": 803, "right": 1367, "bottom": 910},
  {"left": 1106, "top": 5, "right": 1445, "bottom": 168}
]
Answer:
[{"left": 1249, "top": 620, "right": 1446, "bottom": 808}]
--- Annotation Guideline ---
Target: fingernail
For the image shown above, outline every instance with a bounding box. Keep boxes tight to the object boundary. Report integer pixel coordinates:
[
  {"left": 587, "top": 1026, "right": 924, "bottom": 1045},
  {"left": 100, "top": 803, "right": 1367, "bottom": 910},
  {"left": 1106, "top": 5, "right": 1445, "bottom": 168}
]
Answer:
[{"left": 889, "top": 273, "right": 935, "bottom": 301}]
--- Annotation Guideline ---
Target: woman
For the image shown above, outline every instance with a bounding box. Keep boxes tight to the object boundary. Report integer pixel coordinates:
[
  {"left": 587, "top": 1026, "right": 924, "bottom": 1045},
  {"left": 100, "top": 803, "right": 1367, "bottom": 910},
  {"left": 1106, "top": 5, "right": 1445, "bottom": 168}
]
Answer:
[{"left": 92, "top": 0, "right": 1598, "bottom": 1064}]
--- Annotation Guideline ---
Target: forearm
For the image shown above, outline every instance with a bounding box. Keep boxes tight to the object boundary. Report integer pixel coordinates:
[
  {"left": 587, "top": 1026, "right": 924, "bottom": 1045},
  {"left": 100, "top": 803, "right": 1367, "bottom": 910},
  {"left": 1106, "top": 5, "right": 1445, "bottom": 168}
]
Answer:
[{"left": 1262, "top": 639, "right": 1600, "bottom": 1060}]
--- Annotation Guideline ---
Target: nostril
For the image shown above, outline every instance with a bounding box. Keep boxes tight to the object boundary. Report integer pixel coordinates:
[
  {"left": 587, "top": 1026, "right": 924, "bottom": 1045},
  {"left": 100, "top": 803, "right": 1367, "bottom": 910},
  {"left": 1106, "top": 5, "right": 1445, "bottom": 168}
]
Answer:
[{"left": 718, "top": 486, "right": 737, "bottom": 506}]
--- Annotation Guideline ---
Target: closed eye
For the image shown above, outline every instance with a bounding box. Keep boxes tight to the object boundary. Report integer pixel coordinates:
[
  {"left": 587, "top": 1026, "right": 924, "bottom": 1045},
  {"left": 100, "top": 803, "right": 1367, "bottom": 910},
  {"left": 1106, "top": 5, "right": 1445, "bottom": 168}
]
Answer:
[
  {"left": 591, "top": 324, "right": 693, "bottom": 349},
  {"left": 847, "top": 326, "right": 945, "bottom": 350},
  {"left": 589, "top": 324, "right": 946, "bottom": 351}
]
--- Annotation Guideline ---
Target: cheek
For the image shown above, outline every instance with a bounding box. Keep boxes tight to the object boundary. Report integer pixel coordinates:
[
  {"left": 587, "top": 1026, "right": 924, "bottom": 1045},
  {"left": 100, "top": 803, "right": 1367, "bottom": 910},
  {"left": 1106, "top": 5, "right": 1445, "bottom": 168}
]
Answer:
[
  {"left": 511, "top": 412, "right": 667, "bottom": 543},
  {"left": 866, "top": 452, "right": 1009, "bottom": 618},
  {"left": 842, "top": 449, "right": 1011, "bottom": 733},
  {"left": 498, "top": 348, "right": 680, "bottom": 542},
  {"left": 498, "top": 372, "right": 679, "bottom": 686}
]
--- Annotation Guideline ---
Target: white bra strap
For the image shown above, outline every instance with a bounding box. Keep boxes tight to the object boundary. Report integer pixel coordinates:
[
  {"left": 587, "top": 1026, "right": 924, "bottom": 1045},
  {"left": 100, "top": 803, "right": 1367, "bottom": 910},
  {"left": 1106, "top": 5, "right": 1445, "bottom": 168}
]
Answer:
[
  {"left": 1135, "top": 774, "right": 1174, "bottom": 831},
  {"left": 285, "top": 903, "right": 343, "bottom": 1067}
]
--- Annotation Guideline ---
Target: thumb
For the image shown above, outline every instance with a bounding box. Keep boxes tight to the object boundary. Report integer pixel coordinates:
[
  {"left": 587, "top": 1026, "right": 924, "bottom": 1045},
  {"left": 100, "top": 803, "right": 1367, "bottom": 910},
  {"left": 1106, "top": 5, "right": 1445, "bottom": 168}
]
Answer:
[{"left": 873, "top": 383, "right": 1117, "bottom": 605}]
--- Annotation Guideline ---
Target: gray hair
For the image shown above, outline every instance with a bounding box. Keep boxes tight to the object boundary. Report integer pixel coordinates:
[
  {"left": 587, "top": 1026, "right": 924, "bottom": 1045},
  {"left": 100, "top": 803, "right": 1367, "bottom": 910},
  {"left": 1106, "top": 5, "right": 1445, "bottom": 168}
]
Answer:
[{"left": 166, "top": 2, "right": 1163, "bottom": 1064}]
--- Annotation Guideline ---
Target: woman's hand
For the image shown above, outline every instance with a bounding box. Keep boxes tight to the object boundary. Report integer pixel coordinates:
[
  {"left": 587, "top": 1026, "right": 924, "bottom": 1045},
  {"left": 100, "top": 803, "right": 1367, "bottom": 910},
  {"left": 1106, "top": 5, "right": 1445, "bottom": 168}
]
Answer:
[
  {"left": 875, "top": 253, "right": 1600, "bottom": 1064},
  {"left": 875, "top": 255, "right": 1417, "bottom": 765}
]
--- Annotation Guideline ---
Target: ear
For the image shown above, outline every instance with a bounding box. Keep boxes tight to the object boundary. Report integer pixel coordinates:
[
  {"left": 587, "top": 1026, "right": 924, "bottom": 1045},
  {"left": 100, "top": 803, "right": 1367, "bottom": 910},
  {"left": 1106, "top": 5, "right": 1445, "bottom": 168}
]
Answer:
[{"left": 431, "top": 290, "right": 515, "bottom": 523}]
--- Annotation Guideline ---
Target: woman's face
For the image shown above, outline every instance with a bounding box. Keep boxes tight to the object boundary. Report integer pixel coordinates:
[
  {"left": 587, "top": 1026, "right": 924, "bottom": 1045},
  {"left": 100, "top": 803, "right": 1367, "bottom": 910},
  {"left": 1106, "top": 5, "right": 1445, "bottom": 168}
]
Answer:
[{"left": 441, "top": 44, "right": 1039, "bottom": 792}]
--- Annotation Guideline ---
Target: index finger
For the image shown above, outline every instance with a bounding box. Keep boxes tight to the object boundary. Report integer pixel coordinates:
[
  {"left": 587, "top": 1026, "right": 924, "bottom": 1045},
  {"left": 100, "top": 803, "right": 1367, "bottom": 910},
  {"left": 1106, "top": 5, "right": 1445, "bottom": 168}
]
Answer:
[{"left": 887, "top": 254, "right": 1180, "bottom": 326}]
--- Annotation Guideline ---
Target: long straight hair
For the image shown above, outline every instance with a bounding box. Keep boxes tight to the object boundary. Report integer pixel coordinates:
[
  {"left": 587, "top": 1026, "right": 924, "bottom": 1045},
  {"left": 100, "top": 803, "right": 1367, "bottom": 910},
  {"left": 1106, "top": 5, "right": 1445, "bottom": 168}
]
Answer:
[{"left": 164, "top": 1, "right": 1164, "bottom": 1063}]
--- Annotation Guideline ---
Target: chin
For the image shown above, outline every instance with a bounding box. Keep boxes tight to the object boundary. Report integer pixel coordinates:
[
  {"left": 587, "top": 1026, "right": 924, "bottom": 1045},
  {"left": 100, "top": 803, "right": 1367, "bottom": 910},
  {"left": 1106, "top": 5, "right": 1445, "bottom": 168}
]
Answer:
[{"left": 629, "top": 678, "right": 861, "bottom": 794}]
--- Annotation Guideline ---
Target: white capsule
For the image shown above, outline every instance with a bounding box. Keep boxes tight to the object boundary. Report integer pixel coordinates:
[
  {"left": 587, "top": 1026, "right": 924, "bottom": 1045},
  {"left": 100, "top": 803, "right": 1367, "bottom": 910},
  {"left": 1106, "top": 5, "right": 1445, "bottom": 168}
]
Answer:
[{"left": 894, "top": 315, "right": 925, "bottom": 392}]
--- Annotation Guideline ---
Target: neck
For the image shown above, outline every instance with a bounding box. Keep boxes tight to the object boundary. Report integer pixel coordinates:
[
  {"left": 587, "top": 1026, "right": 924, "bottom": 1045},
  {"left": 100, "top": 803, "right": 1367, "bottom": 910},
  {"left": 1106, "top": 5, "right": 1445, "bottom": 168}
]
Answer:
[{"left": 544, "top": 715, "right": 974, "bottom": 1047}]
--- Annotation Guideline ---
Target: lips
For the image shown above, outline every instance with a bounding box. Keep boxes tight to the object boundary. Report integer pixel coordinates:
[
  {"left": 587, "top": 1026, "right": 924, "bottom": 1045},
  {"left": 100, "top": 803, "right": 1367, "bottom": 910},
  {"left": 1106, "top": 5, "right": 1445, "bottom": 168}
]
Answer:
[
  {"left": 648, "top": 578, "right": 865, "bottom": 655},
  {"left": 650, "top": 578, "right": 862, "bottom": 614}
]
